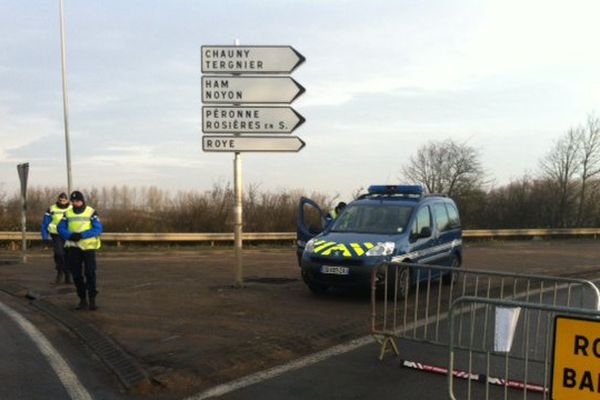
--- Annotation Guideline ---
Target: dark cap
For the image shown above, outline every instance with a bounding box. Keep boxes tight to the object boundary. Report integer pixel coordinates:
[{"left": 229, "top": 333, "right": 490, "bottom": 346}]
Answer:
[
  {"left": 58, "top": 192, "right": 68, "bottom": 200},
  {"left": 70, "top": 191, "right": 85, "bottom": 202}
]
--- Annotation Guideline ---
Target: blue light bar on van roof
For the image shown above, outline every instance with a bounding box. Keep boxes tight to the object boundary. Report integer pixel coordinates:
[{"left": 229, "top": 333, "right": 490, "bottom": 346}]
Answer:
[{"left": 367, "top": 185, "right": 424, "bottom": 195}]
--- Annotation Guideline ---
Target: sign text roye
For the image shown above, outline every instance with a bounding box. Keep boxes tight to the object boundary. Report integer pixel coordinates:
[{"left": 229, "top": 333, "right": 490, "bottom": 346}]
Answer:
[
  {"left": 202, "top": 46, "right": 305, "bottom": 74},
  {"left": 202, "top": 106, "right": 305, "bottom": 134},
  {"left": 202, "top": 76, "right": 305, "bottom": 104},
  {"left": 203, "top": 135, "right": 305, "bottom": 152}
]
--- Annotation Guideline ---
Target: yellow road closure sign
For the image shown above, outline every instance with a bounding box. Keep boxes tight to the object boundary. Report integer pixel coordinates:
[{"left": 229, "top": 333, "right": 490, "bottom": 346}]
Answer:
[{"left": 553, "top": 315, "right": 600, "bottom": 399}]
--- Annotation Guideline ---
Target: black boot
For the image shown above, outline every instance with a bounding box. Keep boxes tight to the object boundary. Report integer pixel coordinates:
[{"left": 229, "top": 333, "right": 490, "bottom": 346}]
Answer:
[
  {"left": 64, "top": 272, "right": 72, "bottom": 284},
  {"left": 54, "top": 271, "right": 63, "bottom": 285},
  {"left": 88, "top": 296, "right": 97, "bottom": 311},
  {"left": 75, "top": 297, "right": 87, "bottom": 310}
]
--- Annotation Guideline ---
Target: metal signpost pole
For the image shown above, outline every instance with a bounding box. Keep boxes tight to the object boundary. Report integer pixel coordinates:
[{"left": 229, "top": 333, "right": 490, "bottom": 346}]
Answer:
[
  {"left": 59, "top": 0, "right": 72, "bottom": 194},
  {"left": 17, "top": 163, "right": 29, "bottom": 264},
  {"left": 233, "top": 39, "right": 243, "bottom": 287},
  {"left": 234, "top": 151, "right": 243, "bottom": 287}
]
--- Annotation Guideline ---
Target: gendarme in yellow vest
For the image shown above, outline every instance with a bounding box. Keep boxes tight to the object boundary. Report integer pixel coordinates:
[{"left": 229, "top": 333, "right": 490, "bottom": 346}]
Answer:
[
  {"left": 64, "top": 206, "right": 101, "bottom": 250},
  {"left": 48, "top": 204, "right": 71, "bottom": 234}
]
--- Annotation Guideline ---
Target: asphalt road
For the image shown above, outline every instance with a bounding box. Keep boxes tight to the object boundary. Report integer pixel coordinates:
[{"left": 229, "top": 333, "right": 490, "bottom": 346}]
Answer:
[
  {"left": 0, "top": 292, "right": 132, "bottom": 400},
  {"left": 200, "top": 341, "right": 547, "bottom": 400},
  {"left": 0, "top": 299, "right": 73, "bottom": 400}
]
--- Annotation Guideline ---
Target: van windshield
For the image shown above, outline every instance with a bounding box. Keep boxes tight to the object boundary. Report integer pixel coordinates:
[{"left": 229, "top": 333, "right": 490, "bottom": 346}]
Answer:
[{"left": 330, "top": 204, "right": 414, "bottom": 234}]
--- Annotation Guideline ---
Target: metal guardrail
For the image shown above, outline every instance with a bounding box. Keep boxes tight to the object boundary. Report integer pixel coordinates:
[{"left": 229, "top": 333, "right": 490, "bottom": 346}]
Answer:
[
  {"left": 464, "top": 228, "right": 600, "bottom": 237},
  {"left": 447, "top": 297, "right": 600, "bottom": 400},
  {"left": 1, "top": 228, "right": 600, "bottom": 243},
  {"left": 0, "top": 231, "right": 296, "bottom": 243},
  {"left": 370, "top": 262, "right": 600, "bottom": 360}
]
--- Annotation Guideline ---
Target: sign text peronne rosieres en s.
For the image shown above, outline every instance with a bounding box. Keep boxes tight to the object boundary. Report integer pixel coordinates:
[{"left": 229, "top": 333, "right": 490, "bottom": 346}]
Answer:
[{"left": 202, "top": 106, "right": 304, "bottom": 134}]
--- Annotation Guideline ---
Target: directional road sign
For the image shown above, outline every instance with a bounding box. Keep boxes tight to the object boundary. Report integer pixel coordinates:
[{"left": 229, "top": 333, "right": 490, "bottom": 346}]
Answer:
[
  {"left": 202, "top": 46, "right": 305, "bottom": 74},
  {"left": 202, "top": 76, "right": 305, "bottom": 104},
  {"left": 202, "top": 106, "right": 305, "bottom": 134},
  {"left": 202, "top": 135, "right": 305, "bottom": 152},
  {"left": 17, "top": 163, "right": 29, "bottom": 198}
]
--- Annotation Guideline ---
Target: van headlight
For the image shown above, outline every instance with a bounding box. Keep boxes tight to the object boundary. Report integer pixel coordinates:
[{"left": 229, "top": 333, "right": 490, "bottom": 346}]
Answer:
[
  {"left": 304, "top": 238, "right": 316, "bottom": 253},
  {"left": 366, "top": 242, "right": 395, "bottom": 256}
]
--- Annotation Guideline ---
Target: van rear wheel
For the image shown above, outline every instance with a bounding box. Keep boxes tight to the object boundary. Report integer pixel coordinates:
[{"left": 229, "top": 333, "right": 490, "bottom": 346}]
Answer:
[{"left": 443, "top": 257, "right": 461, "bottom": 285}]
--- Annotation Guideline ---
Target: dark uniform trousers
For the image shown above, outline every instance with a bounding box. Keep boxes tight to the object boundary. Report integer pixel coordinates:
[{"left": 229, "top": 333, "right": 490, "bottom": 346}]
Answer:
[
  {"left": 67, "top": 248, "right": 97, "bottom": 299},
  {"left": 50, "top": 233, "right": 67, "bottom": 272}
]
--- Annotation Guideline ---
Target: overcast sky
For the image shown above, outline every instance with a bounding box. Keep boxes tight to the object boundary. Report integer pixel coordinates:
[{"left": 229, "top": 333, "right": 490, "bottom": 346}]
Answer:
[{"left": 1, "top": 0, "right": 599, "bottom": 199}]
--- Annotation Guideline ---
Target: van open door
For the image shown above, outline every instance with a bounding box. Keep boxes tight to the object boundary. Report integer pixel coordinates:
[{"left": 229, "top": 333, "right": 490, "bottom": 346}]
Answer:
[{"left": 296, "top": 197, "right": 326, "bottom": 266}]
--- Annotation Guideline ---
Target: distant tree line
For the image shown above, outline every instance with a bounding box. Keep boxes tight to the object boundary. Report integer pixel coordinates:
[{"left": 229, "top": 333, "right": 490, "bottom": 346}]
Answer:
[
  {"left": 0, "top": 183, "right": 334, "bottom": 233},
  {"left": 1, "top": 114, "right": 599, "bottom": 232},
  {"left": 402, "top": 114, "right": 600, "bottom": 229}
]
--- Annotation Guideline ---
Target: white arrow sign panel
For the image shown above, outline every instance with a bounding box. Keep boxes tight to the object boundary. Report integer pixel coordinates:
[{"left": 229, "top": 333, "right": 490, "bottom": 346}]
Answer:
[
  {"left": 202, "top": 76, "right": 305, "bottom": 104},
  {"left": 202, "top": 106, "right": 305, "bottom": 134},
  {"left": 202, "top": 46, "right": 305, "bottom": 74},
  {"left": 203, "top": 136, "right": 305, "bottom": 152}
]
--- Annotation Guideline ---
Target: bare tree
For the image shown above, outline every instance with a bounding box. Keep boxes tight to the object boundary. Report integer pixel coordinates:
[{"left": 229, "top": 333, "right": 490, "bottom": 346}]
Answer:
[
  {"left": 576, "top": 114, "right": 600, "bottom": 225},
  {"left": 351, "top": 186, "right": 365, "bottom": 200},
  {"left": 401, "top": 139, "right": 484, "bottom": 197},
  {"left": 540, "top": 128, "right": 581, "bottom": 227}
]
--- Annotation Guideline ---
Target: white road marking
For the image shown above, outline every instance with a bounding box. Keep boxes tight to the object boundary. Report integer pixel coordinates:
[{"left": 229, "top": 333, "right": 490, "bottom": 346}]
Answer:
[
  {"left": 186, "top": 336, "right": 375, "bottom": 400},
  {"left": 0, "top": 300, "right": 93, "bottom": 400}
]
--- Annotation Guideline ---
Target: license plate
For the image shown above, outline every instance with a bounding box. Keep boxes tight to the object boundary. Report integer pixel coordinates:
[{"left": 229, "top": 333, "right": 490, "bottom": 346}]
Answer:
[{"left": 320, "top": 265, "right": 349, "bottom": 275}]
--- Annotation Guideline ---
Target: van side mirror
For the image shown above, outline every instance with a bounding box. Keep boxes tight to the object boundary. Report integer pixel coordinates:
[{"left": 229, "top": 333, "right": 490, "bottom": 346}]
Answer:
[
  {"left": 419, "top": 226, "right": 432, "bottom": 238},
  {"left": 309, "top": 224, "right": 323, "bottom": 235}
]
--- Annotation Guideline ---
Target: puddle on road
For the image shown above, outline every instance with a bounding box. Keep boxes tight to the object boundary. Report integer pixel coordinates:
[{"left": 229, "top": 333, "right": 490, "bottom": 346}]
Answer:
[{"left": 245, "top": 277, "right": 298, "bottom": 284}]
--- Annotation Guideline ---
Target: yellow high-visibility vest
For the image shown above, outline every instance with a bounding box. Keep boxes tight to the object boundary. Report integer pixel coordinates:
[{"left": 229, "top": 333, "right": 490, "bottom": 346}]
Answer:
[
  {"left": 48, "top": 204, "right": 71, "bottom": 234},
  {"left": 64, "top": 206, "right": 101, "bottom": 250}
]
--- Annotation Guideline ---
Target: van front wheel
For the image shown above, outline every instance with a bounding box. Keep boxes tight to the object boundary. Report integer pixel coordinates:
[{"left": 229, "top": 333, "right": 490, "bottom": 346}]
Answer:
[
  {"left": 308, "top": 282, "right": 329, "bottom": 295},
  {"left": 397, "top": 266, "right": 411, "bottom": 299}
]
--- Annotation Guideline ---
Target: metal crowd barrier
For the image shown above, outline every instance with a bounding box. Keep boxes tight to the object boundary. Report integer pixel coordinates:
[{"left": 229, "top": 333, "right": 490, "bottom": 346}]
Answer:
[
  {"left": 370, "top": 262, "right": 600, "bottom": 359},
  {"left": 447, "top": 297, "right": 600, "bottom": 400}
]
